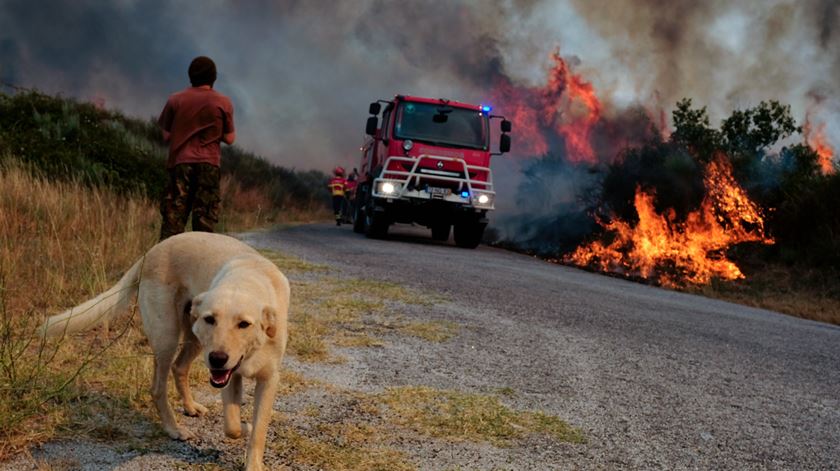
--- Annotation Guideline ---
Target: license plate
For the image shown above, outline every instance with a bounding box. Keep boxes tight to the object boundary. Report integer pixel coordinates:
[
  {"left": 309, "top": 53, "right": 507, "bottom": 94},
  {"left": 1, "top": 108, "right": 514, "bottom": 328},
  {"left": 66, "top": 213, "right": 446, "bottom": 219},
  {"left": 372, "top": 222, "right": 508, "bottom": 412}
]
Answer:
[{"left": 429, "top": 187, "right": 451, "bottom": 198}]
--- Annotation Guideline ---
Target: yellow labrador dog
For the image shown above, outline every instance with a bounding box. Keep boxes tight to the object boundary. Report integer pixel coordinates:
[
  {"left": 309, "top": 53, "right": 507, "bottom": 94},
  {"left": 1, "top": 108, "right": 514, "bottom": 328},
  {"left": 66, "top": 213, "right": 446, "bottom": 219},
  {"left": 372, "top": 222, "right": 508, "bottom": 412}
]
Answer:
[{"left": 41, "top": 232, "right": 289, "bottom": 471}]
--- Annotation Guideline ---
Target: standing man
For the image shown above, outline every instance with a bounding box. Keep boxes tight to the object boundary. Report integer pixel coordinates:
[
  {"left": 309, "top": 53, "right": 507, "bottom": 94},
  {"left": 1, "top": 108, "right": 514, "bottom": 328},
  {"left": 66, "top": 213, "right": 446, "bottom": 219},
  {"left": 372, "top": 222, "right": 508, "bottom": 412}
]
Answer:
[{"left": 158, "top": 56, "right": 235, "bottom": 240}]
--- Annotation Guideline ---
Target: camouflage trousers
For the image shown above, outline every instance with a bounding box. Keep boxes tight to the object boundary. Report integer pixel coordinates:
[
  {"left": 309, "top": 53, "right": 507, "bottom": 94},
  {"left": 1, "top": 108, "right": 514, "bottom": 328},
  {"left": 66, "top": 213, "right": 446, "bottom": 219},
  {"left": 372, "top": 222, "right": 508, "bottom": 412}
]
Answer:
[{"left": 159, "top": 163, "right": 221, "bottom": 241}]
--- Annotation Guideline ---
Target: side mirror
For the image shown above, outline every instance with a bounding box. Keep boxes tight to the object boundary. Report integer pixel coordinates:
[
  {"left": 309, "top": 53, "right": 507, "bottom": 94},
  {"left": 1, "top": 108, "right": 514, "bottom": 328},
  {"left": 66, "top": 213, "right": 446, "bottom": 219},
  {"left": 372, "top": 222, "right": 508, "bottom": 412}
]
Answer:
[
  {"left": 369, "top": 102, "right": 381, "bottom": 115},
  {"left": 501, "top": 120, "right": 512, "bottom": 133},
  {"left": 499, "top": 134, "right": 511, "bottom": 154},
  {"left": 365, "top": 116, "right": 378, "bottom": 137}
]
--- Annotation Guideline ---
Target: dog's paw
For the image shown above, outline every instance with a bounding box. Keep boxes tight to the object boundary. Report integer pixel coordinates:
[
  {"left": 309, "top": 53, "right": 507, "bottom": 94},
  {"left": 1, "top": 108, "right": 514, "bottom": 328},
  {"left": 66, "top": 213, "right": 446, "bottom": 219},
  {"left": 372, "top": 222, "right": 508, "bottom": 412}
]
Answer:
[
  {"left": 167, "top": 425, "right": 196, "bottom": 441},
  {"left": 224, "top": 421, "right": 252, "bottom": 439},
  {"left": 224, "top": 426, "right": 242, "bottom": 439},
  {"left": 244, "top": 460, "right": 264, "bottom": 471},
  {"left": 184, "top": 402, "right": 208, "bottom": 417}
]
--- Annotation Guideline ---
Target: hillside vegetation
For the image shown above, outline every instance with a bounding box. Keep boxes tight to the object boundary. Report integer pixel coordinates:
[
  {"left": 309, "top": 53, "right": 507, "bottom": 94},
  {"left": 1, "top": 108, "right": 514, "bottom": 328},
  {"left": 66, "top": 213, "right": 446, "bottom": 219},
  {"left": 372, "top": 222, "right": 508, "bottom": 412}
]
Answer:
[{"left": 0, "top": 89, "right": 331, "bottom": 222}]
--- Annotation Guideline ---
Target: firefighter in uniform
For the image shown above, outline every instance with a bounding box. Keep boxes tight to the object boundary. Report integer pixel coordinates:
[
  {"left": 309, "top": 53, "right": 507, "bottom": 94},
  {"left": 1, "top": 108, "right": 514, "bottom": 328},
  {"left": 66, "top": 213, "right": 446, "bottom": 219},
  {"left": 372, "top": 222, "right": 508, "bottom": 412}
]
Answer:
[
  {"left": 344, "top": 172, "right": 358, "bottom": 224},
  {"left": 328, "top": 166, "right": 347, "bottom": 225}
]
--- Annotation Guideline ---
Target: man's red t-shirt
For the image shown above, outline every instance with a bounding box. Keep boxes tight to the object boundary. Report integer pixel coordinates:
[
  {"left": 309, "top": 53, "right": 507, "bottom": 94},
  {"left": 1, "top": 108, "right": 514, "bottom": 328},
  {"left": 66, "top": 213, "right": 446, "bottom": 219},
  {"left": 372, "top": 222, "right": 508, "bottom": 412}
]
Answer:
[{"left": 158, "top": 87, "right": 235, "bottom": 168}]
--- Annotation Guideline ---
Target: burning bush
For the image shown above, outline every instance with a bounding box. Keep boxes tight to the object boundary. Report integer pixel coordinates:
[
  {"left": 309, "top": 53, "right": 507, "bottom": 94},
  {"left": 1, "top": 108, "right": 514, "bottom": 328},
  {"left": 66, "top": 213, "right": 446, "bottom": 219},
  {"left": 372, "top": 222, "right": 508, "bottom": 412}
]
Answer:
[
  {"left": 567, "top": 98, "right": 839, "bottom": 285},
  {"left": 569, "top": 155, "right": 773, "bottom": 286},
  {"left": 493, "top": 53, "right": 839, "bottom": 287}
]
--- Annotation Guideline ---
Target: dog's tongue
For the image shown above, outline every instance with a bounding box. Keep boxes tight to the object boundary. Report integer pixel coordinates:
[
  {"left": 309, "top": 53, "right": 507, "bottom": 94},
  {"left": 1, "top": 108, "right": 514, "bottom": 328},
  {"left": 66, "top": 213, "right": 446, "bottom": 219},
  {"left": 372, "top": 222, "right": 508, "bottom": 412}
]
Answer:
[{"left": 210, "top": 369, "right": 232, "bottom": 388}]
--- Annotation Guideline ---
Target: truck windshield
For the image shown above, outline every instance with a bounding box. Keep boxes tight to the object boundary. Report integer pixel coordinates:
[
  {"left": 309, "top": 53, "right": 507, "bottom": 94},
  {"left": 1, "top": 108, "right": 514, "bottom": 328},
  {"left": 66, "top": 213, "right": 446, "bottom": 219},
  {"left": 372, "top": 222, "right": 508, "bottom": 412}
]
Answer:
[{"left": 393, "top": 102, "right": 488, "bottom": 150}]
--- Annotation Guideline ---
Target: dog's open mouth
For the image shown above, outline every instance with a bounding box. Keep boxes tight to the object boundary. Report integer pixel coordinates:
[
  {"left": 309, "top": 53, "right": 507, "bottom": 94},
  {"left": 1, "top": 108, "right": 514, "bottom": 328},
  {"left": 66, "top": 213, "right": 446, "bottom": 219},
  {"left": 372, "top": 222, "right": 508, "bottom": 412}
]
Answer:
[{"left": 209, "top": 356, "right": 243, "bottom": 388}]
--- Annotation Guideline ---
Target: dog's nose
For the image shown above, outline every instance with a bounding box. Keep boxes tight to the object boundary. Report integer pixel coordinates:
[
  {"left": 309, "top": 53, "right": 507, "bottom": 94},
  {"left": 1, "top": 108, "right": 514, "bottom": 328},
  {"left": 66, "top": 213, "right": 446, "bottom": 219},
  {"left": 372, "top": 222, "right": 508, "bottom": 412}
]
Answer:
[{"left": 209, "top": 351, "right": 229, "bottom": 369}]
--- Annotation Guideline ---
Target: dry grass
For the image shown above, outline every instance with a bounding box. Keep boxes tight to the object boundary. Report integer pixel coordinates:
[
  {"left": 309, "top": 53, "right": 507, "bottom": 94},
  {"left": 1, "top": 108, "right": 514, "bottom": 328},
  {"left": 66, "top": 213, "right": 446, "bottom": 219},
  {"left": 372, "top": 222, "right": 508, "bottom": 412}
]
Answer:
[
  {"left": 0, "top": 159, "right": 326, "bottom": 459},
  {"left": 273, "top": 427, "right": 414, "bottom": 471},
  {"left": 0, "top": 162, "right": 160, "bottom": 457},
  {"left": 269, "top": 383, "right": 585, "bottom": 470},
  {"left": 691, "top": 263, "right": 840, "bottom": 325},
  {"left": 399, "top": 320, "right": 459, "bottom": 342},
  {"left": 379, "top": 386, "right": 586, "bottom": 446},
  {"left": 279, "top": 271, "right": 457, "bottom": 363},
  {"left": 257, "top": 249, "right": 329, "bottom": 274},
  {"left": 219, "top": 175, "right": 331, "bottom": 232}
]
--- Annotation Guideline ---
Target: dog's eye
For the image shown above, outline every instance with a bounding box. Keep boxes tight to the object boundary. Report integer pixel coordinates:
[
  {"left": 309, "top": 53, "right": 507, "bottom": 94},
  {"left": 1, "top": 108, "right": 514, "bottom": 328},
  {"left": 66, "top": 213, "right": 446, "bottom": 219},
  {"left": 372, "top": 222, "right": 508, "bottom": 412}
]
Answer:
[
  {"left": 237, "top": 321, "right": 251, "bottom": 329},
  {"left": 204, "top": 316, "right": 216, "bottom": 325}
]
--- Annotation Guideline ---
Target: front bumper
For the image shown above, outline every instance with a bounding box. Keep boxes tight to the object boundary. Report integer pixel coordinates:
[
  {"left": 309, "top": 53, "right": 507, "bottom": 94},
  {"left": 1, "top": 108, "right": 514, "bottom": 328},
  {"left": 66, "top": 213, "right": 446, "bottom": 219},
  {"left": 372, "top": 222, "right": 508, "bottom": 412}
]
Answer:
[{"left": 371, "top": 154, "right": 496, "bottom": 210}]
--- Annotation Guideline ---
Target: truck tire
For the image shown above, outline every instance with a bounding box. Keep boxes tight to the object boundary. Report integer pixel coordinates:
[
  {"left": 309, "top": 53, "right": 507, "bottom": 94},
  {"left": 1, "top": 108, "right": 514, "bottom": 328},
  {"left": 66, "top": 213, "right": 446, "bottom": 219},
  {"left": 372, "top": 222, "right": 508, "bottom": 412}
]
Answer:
[
  {"left": 365, "top": 200, "right": 389, "bottom": 239},
  {"left": 454, "top": 222, "right": 485, "bottom": 249},
  {"left": 431, "top": 223, "right": 451, "bottom": 241},
  {"left": 353, "top": 185, "right": 367, "bottom": 234}
]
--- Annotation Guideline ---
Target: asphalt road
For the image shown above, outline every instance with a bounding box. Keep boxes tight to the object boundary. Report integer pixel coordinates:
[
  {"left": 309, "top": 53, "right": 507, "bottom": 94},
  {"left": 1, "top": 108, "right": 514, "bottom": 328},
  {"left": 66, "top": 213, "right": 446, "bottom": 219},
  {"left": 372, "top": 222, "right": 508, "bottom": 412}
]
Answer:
[{"left": 240, "top": 222, "right": 840, "bottom": 470}]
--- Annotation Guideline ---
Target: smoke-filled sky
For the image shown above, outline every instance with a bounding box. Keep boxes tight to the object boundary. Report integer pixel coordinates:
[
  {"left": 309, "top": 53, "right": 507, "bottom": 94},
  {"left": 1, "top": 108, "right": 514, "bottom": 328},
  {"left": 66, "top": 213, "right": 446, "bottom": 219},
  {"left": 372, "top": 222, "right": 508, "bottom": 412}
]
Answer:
[{"left": 1, "top": 0, "right": 837, "bottom": 179}]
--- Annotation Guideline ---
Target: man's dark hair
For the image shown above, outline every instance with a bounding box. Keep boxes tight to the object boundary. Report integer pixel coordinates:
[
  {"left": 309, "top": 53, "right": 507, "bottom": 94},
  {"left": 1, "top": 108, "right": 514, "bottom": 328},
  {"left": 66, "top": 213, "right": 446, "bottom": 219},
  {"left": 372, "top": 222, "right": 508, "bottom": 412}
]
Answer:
[{"left": 189, "top": 56, "right": 217, "bottom": 87}]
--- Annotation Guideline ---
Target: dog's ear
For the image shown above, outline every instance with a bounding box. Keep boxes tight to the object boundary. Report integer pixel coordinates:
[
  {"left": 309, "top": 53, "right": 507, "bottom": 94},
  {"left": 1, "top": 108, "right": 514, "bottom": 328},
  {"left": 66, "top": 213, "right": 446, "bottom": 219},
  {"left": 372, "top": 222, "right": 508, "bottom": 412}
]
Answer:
[
  {"left": 262, "top": 306, "right": 277, "bottom": 338},
  {"left": 189, "top": 293, "right": 206, "bottom": 322}
]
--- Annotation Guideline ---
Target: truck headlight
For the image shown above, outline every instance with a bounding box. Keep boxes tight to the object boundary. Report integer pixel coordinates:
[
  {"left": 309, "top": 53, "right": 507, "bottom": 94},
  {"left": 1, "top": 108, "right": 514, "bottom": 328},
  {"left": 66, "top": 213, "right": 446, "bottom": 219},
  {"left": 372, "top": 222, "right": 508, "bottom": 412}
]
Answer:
[
  {"left": 377, "top": 181, "right": 399, "bottom": 195},
  {"left": 472, "top": 193, "right": 494, "bottom": 207}
]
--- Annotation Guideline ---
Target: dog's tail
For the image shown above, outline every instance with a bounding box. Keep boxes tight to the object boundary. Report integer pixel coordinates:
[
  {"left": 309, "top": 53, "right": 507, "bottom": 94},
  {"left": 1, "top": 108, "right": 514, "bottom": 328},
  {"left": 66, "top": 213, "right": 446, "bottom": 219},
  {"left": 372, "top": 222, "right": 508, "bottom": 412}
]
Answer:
[{"left": 40, "top": 258, "right": 144, "bottom": 338}]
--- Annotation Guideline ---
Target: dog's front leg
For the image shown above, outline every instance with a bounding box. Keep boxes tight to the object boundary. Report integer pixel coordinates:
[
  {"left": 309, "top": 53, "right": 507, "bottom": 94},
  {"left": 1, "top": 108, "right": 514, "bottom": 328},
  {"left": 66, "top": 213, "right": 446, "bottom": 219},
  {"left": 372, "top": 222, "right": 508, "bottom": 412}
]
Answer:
[
  {"left": 222, "top": 373, "right": 245, "bottom": 438},
  {"left": 245, "top": 371, "right": 278, "bottom": 471}
]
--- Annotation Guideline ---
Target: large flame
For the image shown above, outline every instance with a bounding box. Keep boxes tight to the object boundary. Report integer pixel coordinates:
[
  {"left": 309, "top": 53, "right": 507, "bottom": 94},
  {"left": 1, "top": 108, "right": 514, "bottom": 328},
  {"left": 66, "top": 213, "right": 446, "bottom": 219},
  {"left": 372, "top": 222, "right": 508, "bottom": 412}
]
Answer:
[
  {"left": 566, "top": 155, "right": 774, "bottom": 287},
  {"left": 492, "top": 50, "right": 602, "bottom": 163},
  {"left": 803, "top": 116, "right": 835, "bottom": 175}
]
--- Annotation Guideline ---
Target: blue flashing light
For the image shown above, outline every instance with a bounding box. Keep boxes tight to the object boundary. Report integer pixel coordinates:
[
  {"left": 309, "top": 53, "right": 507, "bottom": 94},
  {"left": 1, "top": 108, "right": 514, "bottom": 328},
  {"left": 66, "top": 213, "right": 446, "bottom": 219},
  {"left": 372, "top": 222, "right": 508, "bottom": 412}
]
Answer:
[
  {"left": 460, "top": 190, "right": 470, "bottom": 198},
  {"left": 481, "top": 105, "right": 492, "bottom": 113}
]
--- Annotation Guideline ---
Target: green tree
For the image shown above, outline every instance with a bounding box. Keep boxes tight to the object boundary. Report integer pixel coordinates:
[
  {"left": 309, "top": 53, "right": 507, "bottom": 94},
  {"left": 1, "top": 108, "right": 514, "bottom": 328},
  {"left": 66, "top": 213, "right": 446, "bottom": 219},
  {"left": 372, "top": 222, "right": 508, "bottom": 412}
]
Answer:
[{"left": 671, "top": 98, "right": 721, "bottom": 162}]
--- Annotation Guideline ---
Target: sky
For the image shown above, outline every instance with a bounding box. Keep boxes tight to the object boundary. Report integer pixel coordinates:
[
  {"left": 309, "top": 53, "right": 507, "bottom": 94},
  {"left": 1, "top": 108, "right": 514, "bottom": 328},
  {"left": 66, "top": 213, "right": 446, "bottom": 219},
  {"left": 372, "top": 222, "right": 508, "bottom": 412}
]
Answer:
[{"left": 1, "top": 0, "right": 837, "bottom": 183}]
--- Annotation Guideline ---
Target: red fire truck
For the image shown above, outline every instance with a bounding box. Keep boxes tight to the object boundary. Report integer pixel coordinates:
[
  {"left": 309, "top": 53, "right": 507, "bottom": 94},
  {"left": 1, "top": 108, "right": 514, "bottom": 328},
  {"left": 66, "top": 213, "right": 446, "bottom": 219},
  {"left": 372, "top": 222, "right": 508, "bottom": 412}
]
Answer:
[{"left": 352, "top": 95, "right": 512, "bottom": 248}]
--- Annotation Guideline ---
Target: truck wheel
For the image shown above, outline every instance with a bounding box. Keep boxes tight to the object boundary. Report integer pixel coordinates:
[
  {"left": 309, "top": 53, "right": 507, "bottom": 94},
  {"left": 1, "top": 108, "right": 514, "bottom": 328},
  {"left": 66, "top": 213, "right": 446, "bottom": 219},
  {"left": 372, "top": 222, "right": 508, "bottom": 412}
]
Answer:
[
  {"left": 365, "top": 201, "right": 389, "bottom": 239},
  {"left": 431, "top": 223, "right": 451, "bottom": 241},
  {"left": 454, "top": 222, "right": 485, "bottom": 249},
  {"left": 353, "top": 205, "right": 365, "bottom": 233},
  {"left": 353, "top": 186, "right": 367, "bottom": 234}
]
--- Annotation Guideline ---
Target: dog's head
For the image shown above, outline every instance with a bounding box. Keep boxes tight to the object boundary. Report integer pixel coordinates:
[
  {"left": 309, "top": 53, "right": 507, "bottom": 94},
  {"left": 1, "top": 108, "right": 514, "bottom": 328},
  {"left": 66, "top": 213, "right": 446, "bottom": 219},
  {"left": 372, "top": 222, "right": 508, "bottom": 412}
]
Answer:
[{"left": 190, "top": 288, "right": 278, "bottom": 388}]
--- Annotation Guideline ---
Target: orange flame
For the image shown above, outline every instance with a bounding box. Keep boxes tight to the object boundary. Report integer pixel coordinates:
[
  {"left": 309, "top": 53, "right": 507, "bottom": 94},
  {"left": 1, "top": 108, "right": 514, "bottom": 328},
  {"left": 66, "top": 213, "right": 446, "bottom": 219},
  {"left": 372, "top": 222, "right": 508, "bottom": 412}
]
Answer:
[
  {"left": 566, "top": 155, "right": 774, "bottom": 286},
  {"left": 803, "top": 117, "right": 835, "bottom": 175},
  {"left": 543, "top": 52, "right": 602, "bottom": 163},
  {"left": 491, "top": 50, "right": 602, "bottom": 163}
]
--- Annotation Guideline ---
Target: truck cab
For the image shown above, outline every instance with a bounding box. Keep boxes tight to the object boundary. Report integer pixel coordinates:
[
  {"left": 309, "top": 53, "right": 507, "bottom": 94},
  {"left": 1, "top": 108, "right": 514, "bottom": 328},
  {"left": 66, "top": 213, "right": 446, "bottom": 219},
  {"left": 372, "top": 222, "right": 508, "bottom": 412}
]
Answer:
[{"left": 354, "top": 95, "right": 511, "bottom": 248}]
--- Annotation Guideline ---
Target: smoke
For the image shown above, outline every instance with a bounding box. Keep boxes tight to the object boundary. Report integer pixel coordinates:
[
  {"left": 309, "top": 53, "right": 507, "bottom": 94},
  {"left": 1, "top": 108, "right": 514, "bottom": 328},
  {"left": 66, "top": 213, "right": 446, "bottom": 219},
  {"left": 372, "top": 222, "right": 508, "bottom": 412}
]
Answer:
[
  {"left": 0, "top": 0, "right": 531, "bottom": 170},
  {"left": 1, "top": 0, "right": 838, "bottom": 242},
  {"left": 565, "top": 0, "right": 840, "bottom": 122}
]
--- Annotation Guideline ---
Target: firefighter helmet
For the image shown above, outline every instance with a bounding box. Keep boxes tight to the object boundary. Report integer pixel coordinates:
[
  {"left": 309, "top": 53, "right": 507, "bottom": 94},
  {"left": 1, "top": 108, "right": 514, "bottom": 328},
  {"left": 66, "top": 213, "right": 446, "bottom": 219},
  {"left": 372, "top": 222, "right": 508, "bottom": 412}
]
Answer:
[{"left": 334, "top": 166, "right": 345, "bottom": 176}]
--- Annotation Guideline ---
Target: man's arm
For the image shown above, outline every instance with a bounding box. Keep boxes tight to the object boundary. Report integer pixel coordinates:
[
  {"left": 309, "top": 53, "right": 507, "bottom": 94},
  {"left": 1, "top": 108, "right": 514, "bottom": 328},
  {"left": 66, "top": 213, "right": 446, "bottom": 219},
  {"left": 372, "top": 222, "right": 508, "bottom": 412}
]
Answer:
[
  {"left": 158, "top": 99, "right": 174, "bottom": 143},
  {"left": 221, "top": 99, "right": 236, "bottom": 145}
]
